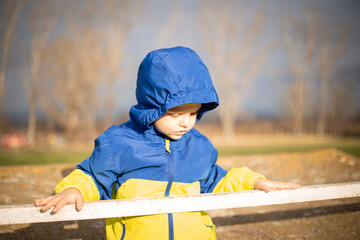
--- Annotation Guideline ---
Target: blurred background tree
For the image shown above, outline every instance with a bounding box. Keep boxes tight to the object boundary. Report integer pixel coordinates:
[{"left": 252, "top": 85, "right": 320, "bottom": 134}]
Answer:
[
  {"left": 281, "top": 4, "right": 349, "bottom": 136},
  {"left": 0, "top": 0, "right": 23, "bottom": 134},
  {"left": 38, "top": 0, "right": 145, "bottom": 141},
  {"left": 0, "top": 0, "right": 359, "bottom": 149},
  {"left": 200, "top": 0, "right": 272, "bottom": 140},
  {"left": 24, "top": 0, "right": 59, "bottom": 146}
]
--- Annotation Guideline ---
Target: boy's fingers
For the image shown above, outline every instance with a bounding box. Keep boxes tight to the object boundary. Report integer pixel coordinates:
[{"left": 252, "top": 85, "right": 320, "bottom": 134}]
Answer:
[
  {"left": 285, "top": 183, "right": 300, "bottom": 189},
  {"left": 34, "top": 199, "right": 41, "bottom": 206},
  {"left": 40, "top": 196, "right": 60, "bottom": 212},
  {"left": 275, "top": 182, "right": 300, "bottom": 189},
  {"left": 52, "top": 197, "right": 73, "bottom": 213},
  {"left": 34, "top": 195, "right": 54, "bottom": 206},
  {"left": 262, "top": 187, "right": 271, "bottom": 193},
  {"left": 268, "top": 182, "right": 300, "bottom": 191},
  {"left": 75, "top": 195, "right": 84, "bottom": 211}
]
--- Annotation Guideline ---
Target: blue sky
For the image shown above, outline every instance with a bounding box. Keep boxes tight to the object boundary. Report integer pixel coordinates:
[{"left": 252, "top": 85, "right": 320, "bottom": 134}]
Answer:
[{"left": 2, "top": 0, "right": 360, "bottom": 123}]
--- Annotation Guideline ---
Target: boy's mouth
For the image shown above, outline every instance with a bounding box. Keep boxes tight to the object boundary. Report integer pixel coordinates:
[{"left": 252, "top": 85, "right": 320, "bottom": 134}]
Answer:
[{"left": 175, "top": 131, "right": 187, "bottom": 135}]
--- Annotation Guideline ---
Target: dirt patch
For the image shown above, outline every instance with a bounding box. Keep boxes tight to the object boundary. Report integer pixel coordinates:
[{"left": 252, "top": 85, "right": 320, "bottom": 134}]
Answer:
[{"left": 0, "top": 148, "right": 359, "bottom": 239}]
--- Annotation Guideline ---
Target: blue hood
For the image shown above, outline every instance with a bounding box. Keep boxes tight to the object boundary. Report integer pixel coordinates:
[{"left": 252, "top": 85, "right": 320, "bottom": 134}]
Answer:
[{"left": 129, "top": 46, "right": 219, "bottom": 129}]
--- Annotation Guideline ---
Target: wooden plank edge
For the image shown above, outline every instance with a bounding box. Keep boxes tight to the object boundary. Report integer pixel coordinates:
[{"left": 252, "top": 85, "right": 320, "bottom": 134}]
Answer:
[{"left": 0, "top": 182, "right": 359, "bottom": 225}]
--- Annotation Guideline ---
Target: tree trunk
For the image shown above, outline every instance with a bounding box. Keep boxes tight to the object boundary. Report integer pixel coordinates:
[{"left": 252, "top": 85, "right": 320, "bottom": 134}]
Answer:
[
  {"left": 0, "top": 0, "right": 23, "bottom": 133},
  {"left": 27, "top": 91, "right": 36, "bottom": 146}
]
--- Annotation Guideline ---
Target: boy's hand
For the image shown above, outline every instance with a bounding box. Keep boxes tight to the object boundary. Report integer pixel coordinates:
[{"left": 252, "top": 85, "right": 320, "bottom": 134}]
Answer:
[
  {"left": 34, "top": 188, "right": 84, "bottom": 213},
  {"left": 254, "top": 178, "right": 300, "bottom": 193}
]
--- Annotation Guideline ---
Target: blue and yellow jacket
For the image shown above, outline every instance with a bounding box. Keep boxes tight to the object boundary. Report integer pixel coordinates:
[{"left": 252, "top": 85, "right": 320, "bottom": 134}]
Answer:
[{"left": 55, "top": 47, "right": 264, "bottom": 240}]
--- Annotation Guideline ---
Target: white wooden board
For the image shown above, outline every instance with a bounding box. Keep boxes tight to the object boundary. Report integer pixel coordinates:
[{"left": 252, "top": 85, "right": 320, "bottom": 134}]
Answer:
[{"left": 0, "top": 182, "right": 359, "bottom": 225}]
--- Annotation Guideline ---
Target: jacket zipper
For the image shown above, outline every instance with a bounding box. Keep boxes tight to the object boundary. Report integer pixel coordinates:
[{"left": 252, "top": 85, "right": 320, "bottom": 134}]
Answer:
[
  {"left": 164, "top": 138, "right": 174, "bottom": 240},
  {"left": 164, "top": 138, "right": 173, "bottom": 196},
  {"left": 120, "top": 221, "right": 126, "bottom": 240}
]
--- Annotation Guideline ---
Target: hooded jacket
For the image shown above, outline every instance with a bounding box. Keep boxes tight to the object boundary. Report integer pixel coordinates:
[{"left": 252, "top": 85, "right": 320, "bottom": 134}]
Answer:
[{"left": 55, "top": 46, "right": 264, "bottom": 240}]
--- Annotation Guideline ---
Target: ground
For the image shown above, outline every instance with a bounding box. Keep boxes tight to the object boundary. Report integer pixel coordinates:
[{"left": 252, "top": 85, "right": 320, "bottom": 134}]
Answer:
[{"left": 0, "top": 148, "right": 359, "bottom": 240}]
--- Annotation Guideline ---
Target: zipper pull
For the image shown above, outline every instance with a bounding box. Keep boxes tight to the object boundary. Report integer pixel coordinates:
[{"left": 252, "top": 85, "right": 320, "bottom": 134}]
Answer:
[{"left": 165, "top": 138, "right": 171, "bottom": 153}]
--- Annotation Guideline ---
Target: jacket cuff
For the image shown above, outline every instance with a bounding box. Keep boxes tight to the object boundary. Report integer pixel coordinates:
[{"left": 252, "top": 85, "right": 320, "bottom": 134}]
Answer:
[
  {"left": 212, "top": 167, "right": 265, "bottom": 193},
  {"left": 55, "top": 169, "right": 100, "bottom": 201}
]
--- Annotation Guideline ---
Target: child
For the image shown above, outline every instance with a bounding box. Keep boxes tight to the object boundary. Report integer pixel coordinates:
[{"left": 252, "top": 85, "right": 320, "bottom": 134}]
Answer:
[{"left": 35, "top": 46, "right": 299, "bottom": 240}]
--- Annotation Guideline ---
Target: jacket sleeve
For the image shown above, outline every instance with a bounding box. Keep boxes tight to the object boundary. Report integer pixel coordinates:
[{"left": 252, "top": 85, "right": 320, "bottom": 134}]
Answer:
[
  {"left": 212, "top": 167, "right": 265, "bottom": 193},
  {"left": 200, "top": 163, "right": 228, "bottom": 193},
  {"left": 55, "top": 131, "right": 120, "bottom": 200},
  {"left": 55, "top": 169, "right": 100, "bottom": 201},
  {"left": 200, "top": 147, "right": 265, "bottom": 193}
]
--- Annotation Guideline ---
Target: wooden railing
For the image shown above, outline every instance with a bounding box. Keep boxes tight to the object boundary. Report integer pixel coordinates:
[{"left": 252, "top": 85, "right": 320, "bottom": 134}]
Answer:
[{"left": 1, "top": 182, "right": 359, "bottom": 225}]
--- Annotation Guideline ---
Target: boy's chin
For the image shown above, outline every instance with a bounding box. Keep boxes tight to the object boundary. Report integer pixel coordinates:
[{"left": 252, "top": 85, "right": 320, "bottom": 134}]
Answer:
[{"left": 168, "top": 134, "right": 183, "bottom": 140}]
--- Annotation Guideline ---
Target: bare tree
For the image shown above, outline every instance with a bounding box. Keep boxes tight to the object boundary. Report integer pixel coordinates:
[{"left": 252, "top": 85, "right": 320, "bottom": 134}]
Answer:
[
  {"left": 40, "top": 34, "right": 104, "bottom": 139},
  {"left": 38, "top": 0, "right": 105, "bottom": 139},
  {"left": 0, "top": 0, "right": 23, "bottom": 133},
  {"left": 281, "top": 7, "right": 320, "bottom": 135},
  {"left": 23, "top": 0, "right": 59, "bottom": 145},
  {"left": 282, "top": 6, "right": 348, "bottom": 135},
  {"left": 99, "top": 0, "right": 146, "bottom": 127},
  {"left": 39, "top": 0, "right": 146, "bottom": 140},
  {"left": 200, "top": 0, "right": 271, "bottom": 139},
  {"left": 327, "top": 81, "right": 354, "bottom": 135},
  {"left": 315, "top": 25, "right": 347, "bottom": 135}
]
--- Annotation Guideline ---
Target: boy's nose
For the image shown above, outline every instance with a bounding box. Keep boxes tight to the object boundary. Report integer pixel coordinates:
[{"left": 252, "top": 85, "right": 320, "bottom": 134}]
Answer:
[{"left": 179, "top": 115, "right": 190, "bottom": 128}]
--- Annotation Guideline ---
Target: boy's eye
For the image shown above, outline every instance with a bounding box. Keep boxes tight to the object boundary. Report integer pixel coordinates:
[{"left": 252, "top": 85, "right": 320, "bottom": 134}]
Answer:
[{"left": 190, "top": 112, "right": 198, "bottom": 116}]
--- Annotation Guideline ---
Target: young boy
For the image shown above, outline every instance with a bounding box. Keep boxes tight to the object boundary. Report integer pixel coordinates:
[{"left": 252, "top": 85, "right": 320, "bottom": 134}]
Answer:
[{"left": 35, "top": 46, "right": 299, "bottom": 240}]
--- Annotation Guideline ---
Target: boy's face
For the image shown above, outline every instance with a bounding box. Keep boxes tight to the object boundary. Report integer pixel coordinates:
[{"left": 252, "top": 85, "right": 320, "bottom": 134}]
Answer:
[{"left": 154, "top": 103, "right": 202, "bottom": 140}]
